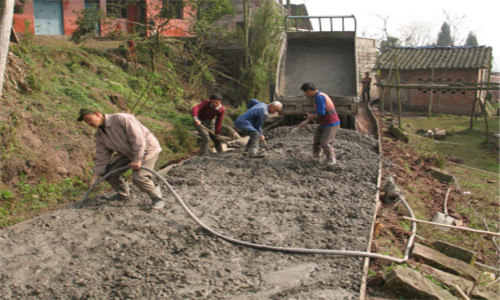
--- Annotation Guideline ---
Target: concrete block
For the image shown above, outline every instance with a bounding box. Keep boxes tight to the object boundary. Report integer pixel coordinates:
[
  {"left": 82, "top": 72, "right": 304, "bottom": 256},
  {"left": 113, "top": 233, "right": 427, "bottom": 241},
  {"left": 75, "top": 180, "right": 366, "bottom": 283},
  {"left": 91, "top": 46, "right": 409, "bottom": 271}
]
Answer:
[
  {"left": 384, "top": 265, "right": 456, "bottom": 299},
  {"left": 430, "top": 167, "right": 454, "bottom": 183},
  {"left": 389, "top": 125, "right": 409, "bottom": 143},
  {"left": 432, "top": 240, "right": 476, "bottom": 265},
  {"left": 412, "top": 243, "right": 482, "bottom": 281},
  {"left": 416, "top": 263, "right": 498, "bottom": 300}
]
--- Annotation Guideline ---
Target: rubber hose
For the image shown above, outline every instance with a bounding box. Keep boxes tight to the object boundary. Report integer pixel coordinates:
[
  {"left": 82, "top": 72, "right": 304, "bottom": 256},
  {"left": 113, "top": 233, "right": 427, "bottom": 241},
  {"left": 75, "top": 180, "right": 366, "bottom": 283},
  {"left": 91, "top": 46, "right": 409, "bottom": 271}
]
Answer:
[{"left": 76, "top": 166, "right": 415, "bottom": 263}]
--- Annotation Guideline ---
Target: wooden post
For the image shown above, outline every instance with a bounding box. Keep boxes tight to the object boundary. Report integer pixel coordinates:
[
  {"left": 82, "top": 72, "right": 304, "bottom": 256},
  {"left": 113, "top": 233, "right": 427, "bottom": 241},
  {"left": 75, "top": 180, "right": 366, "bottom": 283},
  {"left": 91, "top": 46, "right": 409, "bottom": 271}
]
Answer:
[
  {"left": 469, "top": 95, "right": 477, "bottom": 129},
  {"left": 393, "top": 54, "right": 402, "bottom": 129},
  {"left": 380, "top": 86, "right": 385, "bottom": 113},
  {"left": 388, "top": 87, "right": 393, "bottom": 121},
  {"left": 382, "top": 68, "right": 394, "bottom": 114},
  {"left": 428, "top": 68, "right": 434, "bottom": 118},
  {"left": 243, "top": 0, "right": 250, "bottom": 68},
  {"left": 437, "top": 69, "right": 446, "bottom": 114},
  {"left": 481, "top": 55, "right": 493, "bottom": 142},
  {"left": 478, "top": 67, "right": 489, "bottom": 142}
]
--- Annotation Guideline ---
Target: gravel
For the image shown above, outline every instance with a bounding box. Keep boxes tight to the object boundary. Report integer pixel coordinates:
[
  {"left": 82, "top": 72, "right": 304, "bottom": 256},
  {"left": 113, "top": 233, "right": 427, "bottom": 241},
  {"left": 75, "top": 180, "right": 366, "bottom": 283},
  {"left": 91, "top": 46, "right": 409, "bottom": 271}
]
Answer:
[{"left": 0, "top": 125, "right": 380, "bottom": 299}]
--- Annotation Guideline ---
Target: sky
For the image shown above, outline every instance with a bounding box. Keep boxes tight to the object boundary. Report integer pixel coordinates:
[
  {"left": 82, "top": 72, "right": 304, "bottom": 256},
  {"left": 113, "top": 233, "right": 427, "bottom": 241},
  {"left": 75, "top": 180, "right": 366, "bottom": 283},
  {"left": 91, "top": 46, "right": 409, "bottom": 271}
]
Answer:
[{"left": 289, "top": 0, "right": 500, "bottom": 72}]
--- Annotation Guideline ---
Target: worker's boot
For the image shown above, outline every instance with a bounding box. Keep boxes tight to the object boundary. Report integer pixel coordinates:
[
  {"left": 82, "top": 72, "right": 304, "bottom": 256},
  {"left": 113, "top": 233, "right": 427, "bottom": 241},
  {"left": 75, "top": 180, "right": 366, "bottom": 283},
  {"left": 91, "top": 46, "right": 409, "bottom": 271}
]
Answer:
[
  {"left": 200, "top": 142, "right": 210, "bottom": 155},
  {"left": 324, "top": 148, "right": 336, "bottom": 166},
  {"left": 312, "top": 144, "right": 322, "bottom": 160},
  {"left": 215, "top": 141, "right": 223, "bottom": 155},
  {"left": 249, "top": 151, "right": 265, "bottom": 158},
  {"left": 149, "top": 185, "right": 165, "bottom": 210},
  {"left": 104, "top": 182, "right": 130, "bottom": 201}
]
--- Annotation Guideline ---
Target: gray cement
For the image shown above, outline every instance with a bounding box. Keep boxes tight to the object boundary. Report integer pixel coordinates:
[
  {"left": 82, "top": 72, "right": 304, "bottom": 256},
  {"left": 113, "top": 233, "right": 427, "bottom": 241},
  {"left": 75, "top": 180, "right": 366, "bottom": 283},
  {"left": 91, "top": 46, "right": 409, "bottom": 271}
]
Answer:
[{"left": 0, "top": 125, "right": 380, "bottom": 299}]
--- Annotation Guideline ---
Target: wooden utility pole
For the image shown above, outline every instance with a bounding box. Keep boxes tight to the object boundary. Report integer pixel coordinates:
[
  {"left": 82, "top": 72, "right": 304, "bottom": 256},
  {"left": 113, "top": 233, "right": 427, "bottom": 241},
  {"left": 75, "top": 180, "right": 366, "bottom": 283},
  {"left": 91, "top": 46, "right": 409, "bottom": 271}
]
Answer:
[
  {"left": 0, "top": 0, "right": 15, "bottom": 98},
  {"left": 393, "top": 55, "right": 402, "bottom": 128},
  {"left": 428, "top": 68, "right": 435, "bottom": 118},
  {"left": 243, "top": 0, "right": 250, "bottom": 67}
]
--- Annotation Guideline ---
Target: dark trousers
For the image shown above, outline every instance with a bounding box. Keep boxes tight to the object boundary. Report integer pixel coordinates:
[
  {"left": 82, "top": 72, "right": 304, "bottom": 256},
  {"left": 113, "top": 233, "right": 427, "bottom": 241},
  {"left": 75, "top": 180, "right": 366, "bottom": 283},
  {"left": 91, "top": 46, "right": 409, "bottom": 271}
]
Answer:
[{"left": 362, "top": 87, "right": 370, "bottom": 102}]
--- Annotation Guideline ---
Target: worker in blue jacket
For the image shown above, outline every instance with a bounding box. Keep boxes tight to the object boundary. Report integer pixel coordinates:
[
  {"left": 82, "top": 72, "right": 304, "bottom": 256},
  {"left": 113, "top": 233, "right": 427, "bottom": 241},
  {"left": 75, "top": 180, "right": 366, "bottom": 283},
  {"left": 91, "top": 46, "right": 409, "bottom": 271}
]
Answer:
[{"left": 235, "top": 99, "right": 282, "bottom": 158}]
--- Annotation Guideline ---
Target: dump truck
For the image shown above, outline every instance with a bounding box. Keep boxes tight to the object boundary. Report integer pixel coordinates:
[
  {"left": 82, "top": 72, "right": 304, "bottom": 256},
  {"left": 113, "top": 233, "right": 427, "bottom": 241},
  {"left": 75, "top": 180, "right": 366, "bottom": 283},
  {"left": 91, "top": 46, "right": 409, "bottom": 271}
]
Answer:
[{"left": 274, "top": 15, "right": 359, "bottom": 129}]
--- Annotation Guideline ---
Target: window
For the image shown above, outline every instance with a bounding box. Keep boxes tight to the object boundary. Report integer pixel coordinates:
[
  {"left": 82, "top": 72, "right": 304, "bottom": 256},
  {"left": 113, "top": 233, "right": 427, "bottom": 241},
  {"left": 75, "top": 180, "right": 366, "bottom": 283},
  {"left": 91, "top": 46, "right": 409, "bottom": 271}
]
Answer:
[
  {"left": 162, "top": 0, "right": 184, "bottom": 19},
  {"left": 106, "top": 0, "right": 128, "bottom": 18}
]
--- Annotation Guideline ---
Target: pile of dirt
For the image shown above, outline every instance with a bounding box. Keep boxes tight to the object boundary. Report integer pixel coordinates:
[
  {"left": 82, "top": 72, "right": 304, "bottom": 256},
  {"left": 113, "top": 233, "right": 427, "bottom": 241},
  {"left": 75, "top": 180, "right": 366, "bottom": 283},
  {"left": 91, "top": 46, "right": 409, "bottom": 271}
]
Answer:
[{"left": 0, "top": 125, "right": 380, "bottom": 299}]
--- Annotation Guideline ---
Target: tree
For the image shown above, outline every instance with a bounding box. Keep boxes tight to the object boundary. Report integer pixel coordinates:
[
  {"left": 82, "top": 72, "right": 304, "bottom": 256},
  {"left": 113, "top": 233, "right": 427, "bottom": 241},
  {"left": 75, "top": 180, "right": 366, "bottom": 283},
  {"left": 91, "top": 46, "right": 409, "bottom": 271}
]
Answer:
[
  {"left": 0, "top": 0, "right": 15, "bottom": 98},
  {"left": 182, "top": 0, "right": 234, "bottom": 92},
  {"left": 70, "top": 6, "right": 105, "bottom": 44},
  {"left": 239, "top": 0, "right": 283, "bottom": 101},
  {"left": 465, "top": 31, "right": 478, "bottom": 46},
  {"left": 374, "top": 14, "right": 400, "bottom": 53},
  {"left": 398, "top": 21, "right": 433, "bottom": 47},
  {"left": 436, "top": 22, "right": 453, "bottom": 46},
  {"left": 379, "top": 36, "right": 400, "bottom": 53},
  {"left": 443, "top": 10, "right": 467, "bottom": 46}
]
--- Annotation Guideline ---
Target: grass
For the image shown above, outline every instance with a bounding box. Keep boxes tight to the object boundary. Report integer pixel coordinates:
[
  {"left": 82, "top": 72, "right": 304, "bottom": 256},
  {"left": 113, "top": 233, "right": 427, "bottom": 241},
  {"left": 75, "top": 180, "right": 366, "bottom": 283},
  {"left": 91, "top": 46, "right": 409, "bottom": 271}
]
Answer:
[
  {"left": 0, "top": 37, "right": 201, "bottom": 227},
  {"left": 400, "top": 114, "right": 499, "bottom": 267},
  {"left": 402, "top": 115, "right": 499, "bottom": 174}
]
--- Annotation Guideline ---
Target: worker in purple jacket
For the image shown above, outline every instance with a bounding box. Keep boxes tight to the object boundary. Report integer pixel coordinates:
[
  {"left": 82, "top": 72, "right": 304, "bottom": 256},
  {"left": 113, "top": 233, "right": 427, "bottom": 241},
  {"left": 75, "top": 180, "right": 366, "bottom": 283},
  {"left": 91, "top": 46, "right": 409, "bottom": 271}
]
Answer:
[
  {"left": 300, "top": 82, "right": 340, "bottom": 166},
  {"left": 191, "top": 93, "right": 226, "bottom": 155}
]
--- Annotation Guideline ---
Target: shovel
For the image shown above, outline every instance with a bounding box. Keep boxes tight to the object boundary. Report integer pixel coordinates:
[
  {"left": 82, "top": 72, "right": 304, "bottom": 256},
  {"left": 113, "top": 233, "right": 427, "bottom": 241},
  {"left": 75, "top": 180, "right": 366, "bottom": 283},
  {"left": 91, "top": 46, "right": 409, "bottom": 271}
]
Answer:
[
  {"left": 198, "top": 124, "right": 232, "bottom": 141},
  {"left": 261, "top": 139, "right": 270, "bottom": 151},
  {"left": 291, "top": 118, "right": 311, "bottom": 133},
  {"left": 431, "top": 188, "right": 456, "bottom": 232}
]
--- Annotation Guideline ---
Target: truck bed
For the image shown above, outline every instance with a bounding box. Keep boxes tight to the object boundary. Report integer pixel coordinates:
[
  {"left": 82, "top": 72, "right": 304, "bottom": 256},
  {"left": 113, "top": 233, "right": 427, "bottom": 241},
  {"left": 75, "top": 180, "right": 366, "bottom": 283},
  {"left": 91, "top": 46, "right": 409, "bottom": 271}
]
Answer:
[
  {"left": 278, "top": 31, "right": 357, "bottom": 98},
  {"left": 275, "top": 16, "right": 358, "bottom": 128}
]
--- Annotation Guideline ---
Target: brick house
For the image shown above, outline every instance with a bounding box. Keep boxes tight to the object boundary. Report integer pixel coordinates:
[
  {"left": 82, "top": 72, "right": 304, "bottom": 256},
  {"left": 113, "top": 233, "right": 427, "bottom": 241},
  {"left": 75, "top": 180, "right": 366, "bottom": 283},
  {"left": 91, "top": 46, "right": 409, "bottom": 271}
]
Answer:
[
  {"left": 375, "top": 46, "right": 493, "bottom": 115},
  {"left": 215, "top": 0, "right": 296, "bottom": 31},
  {"left": 12, "top": 0, "right": 194, "bottom": 38}
]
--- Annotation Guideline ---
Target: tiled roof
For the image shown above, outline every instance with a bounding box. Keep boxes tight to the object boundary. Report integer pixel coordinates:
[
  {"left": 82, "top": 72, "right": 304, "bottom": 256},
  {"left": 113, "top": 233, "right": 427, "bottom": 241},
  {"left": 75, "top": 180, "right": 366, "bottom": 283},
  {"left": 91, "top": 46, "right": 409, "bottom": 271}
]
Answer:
[{"left": 376, "top": 46, "right": 492, "bottom": 70}]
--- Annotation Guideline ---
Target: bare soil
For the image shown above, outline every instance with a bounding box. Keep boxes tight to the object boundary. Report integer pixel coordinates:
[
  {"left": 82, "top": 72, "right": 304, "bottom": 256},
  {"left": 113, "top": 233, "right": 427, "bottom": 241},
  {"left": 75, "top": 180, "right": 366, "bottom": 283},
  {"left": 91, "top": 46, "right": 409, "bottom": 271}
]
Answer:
[{"left": 0, "top": 125, "right": 380, "bottom": 299}]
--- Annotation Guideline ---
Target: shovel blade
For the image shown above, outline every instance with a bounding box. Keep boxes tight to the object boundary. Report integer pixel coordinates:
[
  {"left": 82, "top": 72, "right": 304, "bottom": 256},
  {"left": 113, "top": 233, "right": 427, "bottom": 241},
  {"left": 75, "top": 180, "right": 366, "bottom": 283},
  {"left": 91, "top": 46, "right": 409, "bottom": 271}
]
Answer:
[{"left": 431, "top": 212, "right": 456, "bottom": 232}]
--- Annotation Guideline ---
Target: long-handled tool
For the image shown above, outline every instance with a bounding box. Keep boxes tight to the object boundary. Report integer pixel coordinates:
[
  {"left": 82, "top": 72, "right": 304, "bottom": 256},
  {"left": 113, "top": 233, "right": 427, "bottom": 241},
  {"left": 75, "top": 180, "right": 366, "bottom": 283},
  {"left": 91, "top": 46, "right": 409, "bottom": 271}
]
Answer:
[
  {"left": 430, "top": 188, "right": 456, "bottom": 232},
  {"left": 198, "top": 123, "right": 232, "bottom": 141},
  {"left": 261, "top": 139, "right": 270, "bottom": 151},
  {"left": 291, "top": 118, "right": 311, "bottom": 133}
]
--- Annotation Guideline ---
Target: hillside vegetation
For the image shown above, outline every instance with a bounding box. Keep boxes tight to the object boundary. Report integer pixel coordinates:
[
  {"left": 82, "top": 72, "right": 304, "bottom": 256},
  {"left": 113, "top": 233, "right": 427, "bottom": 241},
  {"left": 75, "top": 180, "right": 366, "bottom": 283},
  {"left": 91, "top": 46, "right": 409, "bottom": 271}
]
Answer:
[{"left": 0, "top": 36, "right": 224, "bottom": 226}]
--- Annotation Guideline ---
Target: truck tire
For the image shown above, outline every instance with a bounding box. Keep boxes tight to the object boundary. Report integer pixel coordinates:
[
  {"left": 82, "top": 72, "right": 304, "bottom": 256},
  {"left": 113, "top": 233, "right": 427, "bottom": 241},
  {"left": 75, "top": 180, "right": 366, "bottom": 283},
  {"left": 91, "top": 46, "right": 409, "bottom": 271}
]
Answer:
[
  {"left": 284, "top": 115, "right": 304, "bottom": 126},
  {"left": 347, "top": 115, "right": 356, "bottom": 130},
  {"left": 339, "top": 115, "right": 356, "bottom": 130},
  {"left": 283, "top": 115, "right": 293, "bottom": 126},
  {"left": 339, "top": 115, "right": 348, "bottom": 129}
]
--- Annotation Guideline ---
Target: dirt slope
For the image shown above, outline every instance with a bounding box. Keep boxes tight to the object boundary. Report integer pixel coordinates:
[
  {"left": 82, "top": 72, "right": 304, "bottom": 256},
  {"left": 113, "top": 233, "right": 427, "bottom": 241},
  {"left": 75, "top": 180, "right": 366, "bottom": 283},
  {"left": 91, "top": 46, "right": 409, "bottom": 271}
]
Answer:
[{"left": 0, "top": 125, "right": 380, "bottom": 299}]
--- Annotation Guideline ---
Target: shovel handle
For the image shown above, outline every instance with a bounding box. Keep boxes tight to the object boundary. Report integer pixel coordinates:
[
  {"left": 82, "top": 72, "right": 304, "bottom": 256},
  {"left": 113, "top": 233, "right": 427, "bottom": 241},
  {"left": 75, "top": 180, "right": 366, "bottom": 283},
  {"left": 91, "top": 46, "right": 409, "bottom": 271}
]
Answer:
[
  {"left": 443, "top": 188, "right": 451, "bottom": 215},
  {"left": 262, "top": 139, "right": 269, "bottom": 150},
  {"left": 292, "top": 119, "right": 310, "bottom": 132},
  {"left": 198, "top": 123, "right": 216, "bottom": 136}
]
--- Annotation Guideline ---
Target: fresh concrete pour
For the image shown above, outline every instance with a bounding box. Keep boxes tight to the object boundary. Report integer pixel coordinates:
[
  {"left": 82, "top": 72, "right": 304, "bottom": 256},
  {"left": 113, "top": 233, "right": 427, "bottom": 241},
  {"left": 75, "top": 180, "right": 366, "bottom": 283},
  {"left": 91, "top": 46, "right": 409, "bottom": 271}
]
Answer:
[{"left": 0, "top": 125, "right": 379, "bottom": 299}]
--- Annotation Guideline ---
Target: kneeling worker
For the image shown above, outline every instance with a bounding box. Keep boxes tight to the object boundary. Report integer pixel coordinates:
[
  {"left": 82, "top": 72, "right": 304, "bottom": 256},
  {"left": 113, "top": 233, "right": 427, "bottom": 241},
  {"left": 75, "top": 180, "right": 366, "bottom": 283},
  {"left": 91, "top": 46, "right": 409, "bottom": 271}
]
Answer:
[
  {"left": 234, "top": 100, "right": 282, "bottom": 158},
  {"left": 77, "top": 108, "right": 165, "bottom": 210}
]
